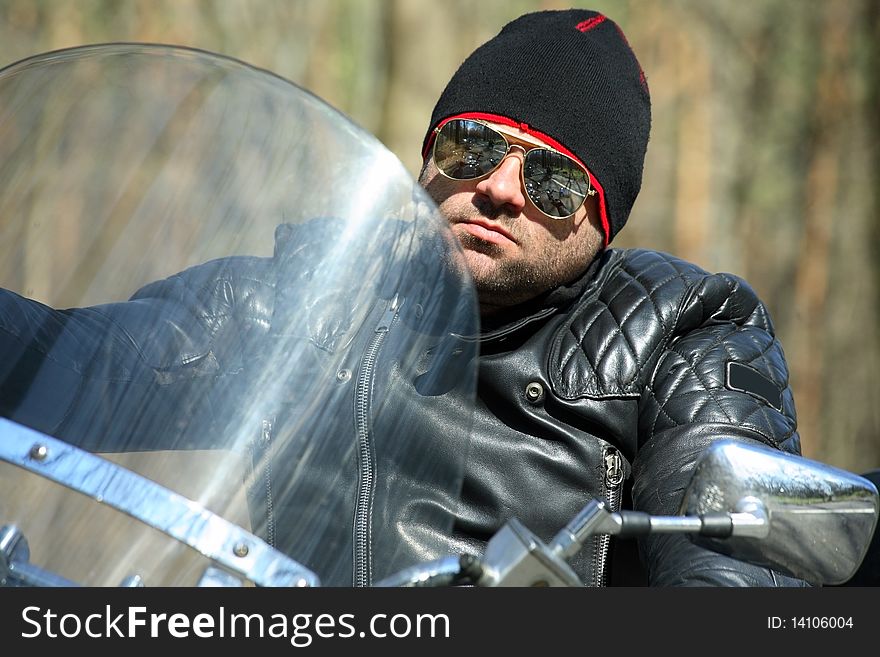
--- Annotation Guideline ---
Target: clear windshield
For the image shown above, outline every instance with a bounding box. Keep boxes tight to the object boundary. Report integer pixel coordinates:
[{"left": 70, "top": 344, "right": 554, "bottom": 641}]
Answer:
[{"left": 0, "top": 44, "right": 478, "bottom": 586}]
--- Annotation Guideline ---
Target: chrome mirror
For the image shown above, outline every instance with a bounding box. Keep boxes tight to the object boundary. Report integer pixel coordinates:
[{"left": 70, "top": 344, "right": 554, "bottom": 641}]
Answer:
[{"left": 681, "top": 439, "right": 879, "bottom": 585}]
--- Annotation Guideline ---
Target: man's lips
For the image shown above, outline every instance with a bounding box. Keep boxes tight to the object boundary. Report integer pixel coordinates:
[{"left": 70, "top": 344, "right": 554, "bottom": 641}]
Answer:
[{"left": 454, "top": 219, "right": 518, "bottom": 245}]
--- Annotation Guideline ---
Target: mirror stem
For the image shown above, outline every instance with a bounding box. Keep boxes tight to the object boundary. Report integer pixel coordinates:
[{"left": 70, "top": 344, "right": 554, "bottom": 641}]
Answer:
[{"left": 549, "top": 498, "right": 770, "bottom": 552}]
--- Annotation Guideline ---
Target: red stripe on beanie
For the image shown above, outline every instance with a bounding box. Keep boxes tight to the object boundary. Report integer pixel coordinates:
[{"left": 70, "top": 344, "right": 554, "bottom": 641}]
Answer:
[{"left": 576, "top": 15, "right": 606, "bottom": 32}]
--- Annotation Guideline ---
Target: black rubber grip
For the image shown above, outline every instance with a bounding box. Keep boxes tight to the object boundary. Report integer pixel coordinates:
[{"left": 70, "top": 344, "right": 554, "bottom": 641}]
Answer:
[
  {"left": 617, "top": 511, "right": 653, "bottom": 537},
  {"left": 699, "top": 513, "right": 734, "bottom": 537}
]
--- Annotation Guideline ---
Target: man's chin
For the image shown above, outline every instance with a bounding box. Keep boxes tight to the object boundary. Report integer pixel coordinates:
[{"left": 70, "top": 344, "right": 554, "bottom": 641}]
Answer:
[
  {"left": 460, "top": 247, "right": 499, "bottom": 279},
  {"left": 457, "top": 231, "right": 505, "bottom": 257},
  {"left": 453, "top": 231, "right": 528, "bottom": 292}
]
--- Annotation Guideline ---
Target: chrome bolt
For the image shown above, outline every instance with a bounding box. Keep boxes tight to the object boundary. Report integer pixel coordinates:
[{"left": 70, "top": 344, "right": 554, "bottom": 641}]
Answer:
[
  {"left": 29, "top": 444, "right": 48, "bottom": 461},
  {"left": 525, "top": 382, "right": 544, "bottom": 402},
  {"left": 120, "top": 574, "right": 145, "bottom": 587}
]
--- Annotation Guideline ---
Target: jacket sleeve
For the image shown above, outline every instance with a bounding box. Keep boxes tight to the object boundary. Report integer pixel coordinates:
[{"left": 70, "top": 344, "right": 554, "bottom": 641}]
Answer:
[
  {"left": 0, "top": 255, "right": 273, "bottom": 452},
  {"left": 633, "top": 270, "right": 811, "bottom": 587}
]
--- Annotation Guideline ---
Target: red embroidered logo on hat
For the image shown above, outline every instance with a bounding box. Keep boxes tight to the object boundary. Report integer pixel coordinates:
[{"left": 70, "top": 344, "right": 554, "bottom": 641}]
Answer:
[{"left": 576, "top": 15, "right": 606, "bottom": 32}]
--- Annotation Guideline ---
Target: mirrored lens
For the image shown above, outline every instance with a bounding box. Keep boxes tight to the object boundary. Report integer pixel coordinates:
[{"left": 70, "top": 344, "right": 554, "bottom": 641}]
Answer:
[
  {"left": 523, "top": 149, "right": 589, "bottom": 218},
  {"left": 434, "top": 119, "right": 508, "bottom": 179}
]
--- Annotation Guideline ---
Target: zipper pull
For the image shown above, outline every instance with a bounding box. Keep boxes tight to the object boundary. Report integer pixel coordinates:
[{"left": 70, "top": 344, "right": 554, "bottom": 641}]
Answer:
[
  {"left": 260, "top": 418, "right": 273, "bottom": 445},
  {"left": 604, "top": 448, "right": 624, "bottom": 488},
  {"left": 376, "top": 294, "right": 403, "bottom": 332}
]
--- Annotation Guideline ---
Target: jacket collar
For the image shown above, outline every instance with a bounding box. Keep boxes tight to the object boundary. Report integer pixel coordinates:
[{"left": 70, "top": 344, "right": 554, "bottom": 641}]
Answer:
[{"left": 479, "top": 248, "right": 617, "bottom": 340}]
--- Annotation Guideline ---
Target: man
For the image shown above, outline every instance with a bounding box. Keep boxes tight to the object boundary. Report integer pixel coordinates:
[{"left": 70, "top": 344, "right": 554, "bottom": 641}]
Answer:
[
  {"left": 412, "top": 9, "right": 806, "bottom": 586},
  {"left": 0, "top": 9, "right": 807, "bottom": 586}
]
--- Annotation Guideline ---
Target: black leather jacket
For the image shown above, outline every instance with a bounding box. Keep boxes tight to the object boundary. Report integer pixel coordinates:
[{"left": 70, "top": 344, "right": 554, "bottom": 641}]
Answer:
[
  {"left": 0, "top": 227, "right": 808, "bottom": 587},
  {"left": 453, "top": 247, "right": 806, "bottom": 587}
]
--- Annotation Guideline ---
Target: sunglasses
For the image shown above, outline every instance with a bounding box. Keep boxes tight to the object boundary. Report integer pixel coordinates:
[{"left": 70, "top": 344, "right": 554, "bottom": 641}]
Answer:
[{"left": 431, "top": 118, "right": 595, "bottom": 219}]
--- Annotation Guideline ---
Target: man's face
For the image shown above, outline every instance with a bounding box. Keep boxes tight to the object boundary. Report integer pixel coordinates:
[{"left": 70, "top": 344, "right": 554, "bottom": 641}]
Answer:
[{"left": 419, "top": 121, "right": 604, "bottom": 315}]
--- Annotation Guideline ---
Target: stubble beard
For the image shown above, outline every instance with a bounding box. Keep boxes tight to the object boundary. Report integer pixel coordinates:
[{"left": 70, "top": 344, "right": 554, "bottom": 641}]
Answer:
[
  {"left": 419, "top": 163, "right": 601, "bottom": 310},
  {"left": 452, "top": 191, "right": 599, "bottom": 307},
  {"left": 459, "top": 228, "right": 591, "bottom": 308}
]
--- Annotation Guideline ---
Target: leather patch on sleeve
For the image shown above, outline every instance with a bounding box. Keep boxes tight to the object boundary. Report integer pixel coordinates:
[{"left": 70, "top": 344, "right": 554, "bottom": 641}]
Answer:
[{"left": 725, "top": 361, "right": 783, "bottom": 411}]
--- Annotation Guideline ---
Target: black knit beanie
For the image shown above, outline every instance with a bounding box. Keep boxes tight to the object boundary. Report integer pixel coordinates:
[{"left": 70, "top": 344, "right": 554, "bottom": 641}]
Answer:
[{"left": 422, "top": 9, "right": 651, "bottom": 245}]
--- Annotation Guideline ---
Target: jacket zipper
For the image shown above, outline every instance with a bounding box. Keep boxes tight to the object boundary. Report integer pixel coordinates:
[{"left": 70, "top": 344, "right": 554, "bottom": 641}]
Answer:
[
  {"left": 592, "top": 447, "right": 623, "bottom": 586},
  {"left": 259, "top": 417, "right": 276, "bottom": 548},
  {"left": 353, "top": 294, "right": 402, "bottom": 587}
]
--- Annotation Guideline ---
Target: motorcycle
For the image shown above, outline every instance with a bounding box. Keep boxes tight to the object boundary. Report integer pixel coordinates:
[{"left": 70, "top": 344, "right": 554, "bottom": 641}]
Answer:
[{"left": 0, "top": 44, "right": 876, "bottom": 588}]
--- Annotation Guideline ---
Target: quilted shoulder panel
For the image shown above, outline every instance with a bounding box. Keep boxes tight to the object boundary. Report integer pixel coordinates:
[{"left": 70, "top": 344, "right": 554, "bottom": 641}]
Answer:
[
  {"left": 550, "top": 249, "right": 710, "bottom": 400},
  {"left": 638, "top": 322, "right": 798, "bottom": 448}
]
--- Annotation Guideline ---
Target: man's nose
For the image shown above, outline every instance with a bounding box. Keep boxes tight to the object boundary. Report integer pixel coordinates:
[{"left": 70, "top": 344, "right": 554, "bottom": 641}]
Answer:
[{"left": 474, "top": 149, "right": 527, "bottom": 213}]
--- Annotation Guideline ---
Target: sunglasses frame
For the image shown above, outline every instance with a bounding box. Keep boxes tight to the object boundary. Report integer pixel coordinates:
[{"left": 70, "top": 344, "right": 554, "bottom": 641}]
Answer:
[{"left": 431, "top": 118, "right": 596, "bottom": 220}]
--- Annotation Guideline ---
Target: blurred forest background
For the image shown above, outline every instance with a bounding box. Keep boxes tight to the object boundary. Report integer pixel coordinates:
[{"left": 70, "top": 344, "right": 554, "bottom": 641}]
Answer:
[{"left": 0, "top": 0, "right": 878, "bottom": 473}]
